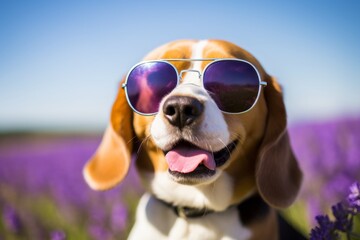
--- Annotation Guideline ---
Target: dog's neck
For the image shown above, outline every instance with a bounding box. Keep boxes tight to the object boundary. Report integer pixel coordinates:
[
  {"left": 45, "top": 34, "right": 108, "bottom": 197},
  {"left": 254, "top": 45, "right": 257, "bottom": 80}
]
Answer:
[{"left": 156, "top": 194, "right": 270, "bottom": 223}]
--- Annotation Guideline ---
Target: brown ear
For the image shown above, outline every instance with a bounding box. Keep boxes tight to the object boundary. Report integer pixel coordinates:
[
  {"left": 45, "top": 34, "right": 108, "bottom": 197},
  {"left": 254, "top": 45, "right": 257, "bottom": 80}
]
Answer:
[
  {"left": 255, "top": 76, "right": 302, "bottom": 208},
  {"left": 83, "top": 79, "right": 134, "bottom": 190}
]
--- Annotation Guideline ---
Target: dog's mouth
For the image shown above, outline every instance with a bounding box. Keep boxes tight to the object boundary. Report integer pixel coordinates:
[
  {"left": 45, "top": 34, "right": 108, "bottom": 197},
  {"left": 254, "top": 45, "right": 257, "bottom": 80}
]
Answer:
[{"left": 163, "top": 140, "right": 238, "bottom": 180}]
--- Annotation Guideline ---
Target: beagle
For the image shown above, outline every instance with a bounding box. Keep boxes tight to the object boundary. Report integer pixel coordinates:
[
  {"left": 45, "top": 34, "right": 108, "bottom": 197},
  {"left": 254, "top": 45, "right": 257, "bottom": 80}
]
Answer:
[{"left": 83, "top": 39, "right": 303, "bottom": 240}]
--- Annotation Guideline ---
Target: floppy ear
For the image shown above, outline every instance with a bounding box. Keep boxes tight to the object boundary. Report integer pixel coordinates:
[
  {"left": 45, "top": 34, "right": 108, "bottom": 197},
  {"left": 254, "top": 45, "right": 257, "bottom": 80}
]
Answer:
[
  {"left": 255, "top": 75, "right": 302, "bottom": 208},
  {"left": 83, "top": 79, "right": 134, "bottom": 190}
]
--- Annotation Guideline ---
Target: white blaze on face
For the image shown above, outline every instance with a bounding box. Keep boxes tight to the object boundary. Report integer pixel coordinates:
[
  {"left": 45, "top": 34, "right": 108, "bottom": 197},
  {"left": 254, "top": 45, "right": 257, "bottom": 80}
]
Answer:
[
  {"left": 150, "top": 40, "right": 230, "bottom": 152},
  {"left": 180, "top": 40, "right": 207, "bottom": 85}
]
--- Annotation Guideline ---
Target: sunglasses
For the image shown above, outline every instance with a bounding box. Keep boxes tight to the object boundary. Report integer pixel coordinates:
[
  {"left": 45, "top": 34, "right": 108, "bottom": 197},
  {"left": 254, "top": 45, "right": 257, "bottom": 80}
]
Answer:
[{"left": 122, "top": 59, "right": 267, "bottom": 115}]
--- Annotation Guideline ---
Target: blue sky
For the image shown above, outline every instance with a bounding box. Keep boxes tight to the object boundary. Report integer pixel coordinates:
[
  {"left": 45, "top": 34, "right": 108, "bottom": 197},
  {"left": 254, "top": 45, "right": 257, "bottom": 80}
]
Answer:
[{"left": 0, "top": 1, "right": 359, "bottom": 132}]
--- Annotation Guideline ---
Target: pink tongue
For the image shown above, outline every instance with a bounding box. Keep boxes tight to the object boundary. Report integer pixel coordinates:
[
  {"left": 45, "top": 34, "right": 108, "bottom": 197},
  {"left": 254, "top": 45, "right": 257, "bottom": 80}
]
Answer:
[{"left": 165, "top": 146, "right": 215, "bottom": 173}]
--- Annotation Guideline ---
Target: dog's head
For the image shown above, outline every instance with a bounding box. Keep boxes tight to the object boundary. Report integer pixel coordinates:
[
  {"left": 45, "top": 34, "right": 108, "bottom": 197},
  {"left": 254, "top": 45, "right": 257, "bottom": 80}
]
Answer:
[{"left": 83, "top": 39, "right": 302, "bottom": 210}]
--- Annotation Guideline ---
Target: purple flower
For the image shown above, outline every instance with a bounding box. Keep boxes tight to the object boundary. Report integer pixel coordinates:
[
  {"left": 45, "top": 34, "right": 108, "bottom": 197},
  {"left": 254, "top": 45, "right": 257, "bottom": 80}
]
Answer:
[
  {"left": 111, "top": 203, "right": 128, "bottom": 233},
  {"left": 2, "top": 205, "right": 22, "bottom": 233},
  {"left": 50, "top": 230, "right": 66, "bottom": 240},
  {"left": 88, "top": 224, "right": 111, "bottom": 240},
  {"left": 310, "top": 215, "right": 339, "bottom": 240},
  {"left": 348, "top": 182, "right": 360, "bottom": 212},
  {"left": 310, "top": 181, "right": 360, "bottom": 239},
  {"left": 331, "top": 202, "right": 351, "bottom": 232}
]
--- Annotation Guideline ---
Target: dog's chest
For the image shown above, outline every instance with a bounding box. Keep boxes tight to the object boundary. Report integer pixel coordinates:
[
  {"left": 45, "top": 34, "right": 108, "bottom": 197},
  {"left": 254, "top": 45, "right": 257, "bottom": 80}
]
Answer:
[
  {"left": 128, "top": 194, "right": 252, "bottom": 240},
  {"left": 167, "top": 209, "right": 252, "bottom": 240}
]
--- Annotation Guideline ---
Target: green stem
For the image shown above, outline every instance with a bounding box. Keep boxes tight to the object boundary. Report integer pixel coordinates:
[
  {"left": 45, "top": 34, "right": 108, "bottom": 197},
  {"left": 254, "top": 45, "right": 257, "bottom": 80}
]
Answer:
[
  {"left": 348, "top": 215, "right": 354, "bottom": 240},
  {"left": 350, "top": 232, "right": 360, "bottom": 239}
]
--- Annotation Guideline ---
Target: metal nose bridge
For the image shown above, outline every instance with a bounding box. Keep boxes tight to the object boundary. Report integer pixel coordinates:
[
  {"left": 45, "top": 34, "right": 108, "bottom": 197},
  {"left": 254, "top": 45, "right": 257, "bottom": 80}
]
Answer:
[{"left": 179, "top": 69, "right": 201, "bottom": 80}]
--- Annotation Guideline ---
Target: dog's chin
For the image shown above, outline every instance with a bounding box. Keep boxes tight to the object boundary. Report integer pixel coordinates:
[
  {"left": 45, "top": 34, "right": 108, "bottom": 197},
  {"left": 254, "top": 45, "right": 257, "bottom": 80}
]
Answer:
[
  {"left": 164, "top": 140, "right": 238, "bottom": 185},
  {"left": 168, "top": 166, "right": 217, "bottom": 185}
]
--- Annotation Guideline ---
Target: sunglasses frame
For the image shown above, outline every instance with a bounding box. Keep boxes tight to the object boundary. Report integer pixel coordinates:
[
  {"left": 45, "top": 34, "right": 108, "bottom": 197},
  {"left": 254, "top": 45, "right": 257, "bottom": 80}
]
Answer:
[{"left": 122, "top": 58, "right": 267, "bottom": 116}]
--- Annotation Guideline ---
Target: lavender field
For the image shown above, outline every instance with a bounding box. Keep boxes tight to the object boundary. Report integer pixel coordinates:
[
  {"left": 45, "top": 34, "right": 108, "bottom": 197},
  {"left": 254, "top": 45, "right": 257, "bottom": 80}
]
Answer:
[
  {"left": 0, "top": 134, "right": 143, "bottom": 240},
  {"left": 0, "top": 117, "right": 360, "bottom": 239}
]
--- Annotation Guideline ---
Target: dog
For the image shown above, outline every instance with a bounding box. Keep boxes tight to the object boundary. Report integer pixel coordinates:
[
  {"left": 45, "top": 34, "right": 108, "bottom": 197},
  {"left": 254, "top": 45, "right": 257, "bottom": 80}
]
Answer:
[{"left": 83, "top": 39, "right": 303, "bottom": 240}]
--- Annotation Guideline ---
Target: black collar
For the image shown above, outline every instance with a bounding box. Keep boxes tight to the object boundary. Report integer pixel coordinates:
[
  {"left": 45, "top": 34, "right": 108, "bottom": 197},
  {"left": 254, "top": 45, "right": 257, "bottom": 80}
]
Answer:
[{"left": 157, "top": 194, "right": 270, "bottom": 222}]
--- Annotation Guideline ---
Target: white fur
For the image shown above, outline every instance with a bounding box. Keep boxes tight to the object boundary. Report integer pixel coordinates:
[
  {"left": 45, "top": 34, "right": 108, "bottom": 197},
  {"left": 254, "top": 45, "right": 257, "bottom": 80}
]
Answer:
[
  {"left": 181, "top": 40, "right": 208, "bottom": 85},
  {"left": 151, "top": 40, "right": 230, "bottom": 152},
  {"left": 150, "top": 171, "right": 234, "bottom": 211},
  {"left": 128, "top": 194, "right": 252, "bottom": 240}
]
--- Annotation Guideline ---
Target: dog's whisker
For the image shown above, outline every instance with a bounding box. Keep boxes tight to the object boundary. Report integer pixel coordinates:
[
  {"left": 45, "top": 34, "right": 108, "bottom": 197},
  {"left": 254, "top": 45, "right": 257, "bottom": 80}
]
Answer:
[
  {"left": 136, "top": 134, "right": 152, "bottom": 155},
  {"left": 127, "top": 135, "right": 138, "bottom": 145},
  {"left": 207, "top": 141, "right": 214, "bottom": 153},
  {"left": 198, "top": 136, "right": 212, "bottom": 152},
  {"left": 217, "top": 138, "right": 231, "bottom": 155},
  {"left": 228, "top": 130, "right": 241, "bottom": 139},
  {"left": 133, "top": 137, "right": 147, "bottom": 163},
  {"left": 134, "top": 135, "right": 153, "bottom": 163},
  {"left": 228, "top": 131, "right": 243, "bottom": 144}
]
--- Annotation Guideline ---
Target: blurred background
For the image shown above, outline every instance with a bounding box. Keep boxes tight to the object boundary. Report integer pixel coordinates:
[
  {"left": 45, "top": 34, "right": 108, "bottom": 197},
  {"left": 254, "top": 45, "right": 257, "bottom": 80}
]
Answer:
[{"left": 0, "top": 1, "right": 359, "bottom": 239}]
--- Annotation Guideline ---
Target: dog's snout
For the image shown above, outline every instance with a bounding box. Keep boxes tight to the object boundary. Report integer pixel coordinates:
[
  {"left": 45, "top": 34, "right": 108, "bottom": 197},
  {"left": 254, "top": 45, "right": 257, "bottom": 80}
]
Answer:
[{"left": 163, "top": 96, "right": 204, "bottom": 129}]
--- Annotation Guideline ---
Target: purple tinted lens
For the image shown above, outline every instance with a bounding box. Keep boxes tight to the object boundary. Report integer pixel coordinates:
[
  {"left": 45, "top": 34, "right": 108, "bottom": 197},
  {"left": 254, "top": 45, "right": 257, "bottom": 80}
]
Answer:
[
  {"left": 126, "top": 62, "right": 178, "bottom": 114},
  {"left": 203, "top": 60, "right": 260, "bottom": 113}
]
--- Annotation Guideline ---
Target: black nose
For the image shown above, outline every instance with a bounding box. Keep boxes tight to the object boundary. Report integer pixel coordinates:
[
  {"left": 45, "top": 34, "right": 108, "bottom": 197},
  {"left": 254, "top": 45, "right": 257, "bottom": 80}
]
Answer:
[{"left": 162, "top": 96, "right": 204, "bottom": 129}]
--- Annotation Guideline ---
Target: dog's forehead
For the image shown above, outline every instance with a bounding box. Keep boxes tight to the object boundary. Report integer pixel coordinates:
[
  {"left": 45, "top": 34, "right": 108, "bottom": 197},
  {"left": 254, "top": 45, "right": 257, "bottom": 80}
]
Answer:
[
  {"left": 143, "top": 39, "right": 267, "bottom": 80},
  {"left": 143, "top": 40, "right": 194, "bottom": 73}
]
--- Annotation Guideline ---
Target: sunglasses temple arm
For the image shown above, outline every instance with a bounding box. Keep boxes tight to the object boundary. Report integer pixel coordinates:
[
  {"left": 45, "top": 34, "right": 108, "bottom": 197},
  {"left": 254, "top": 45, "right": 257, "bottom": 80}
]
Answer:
[{"left": 260, "top": 81, "right": 267, "bottom": 87}]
